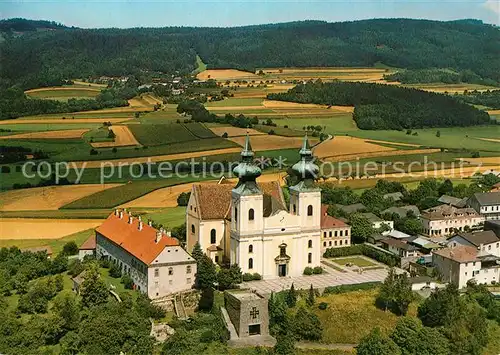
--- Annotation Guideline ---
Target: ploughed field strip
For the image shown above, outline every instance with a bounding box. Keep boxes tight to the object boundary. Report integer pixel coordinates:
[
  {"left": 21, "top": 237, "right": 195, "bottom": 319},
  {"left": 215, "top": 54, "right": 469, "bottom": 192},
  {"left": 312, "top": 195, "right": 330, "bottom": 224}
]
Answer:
[
  {"left": 90, "top": 125, "right": 141, "bottom": 148},
  {"left": 0, "top": 129, "right": 89, "bottom": 140}
]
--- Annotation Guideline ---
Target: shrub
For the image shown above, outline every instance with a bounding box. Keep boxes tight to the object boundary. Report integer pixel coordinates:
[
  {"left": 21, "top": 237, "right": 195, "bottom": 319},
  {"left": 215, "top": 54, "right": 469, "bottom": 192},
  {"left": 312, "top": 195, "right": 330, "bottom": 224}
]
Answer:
[
  {"left": 313, "top": 266, "right": 323, "bottom": 274},
  {"left": 268, "top": 129, "right": 275, "bottom": 135},
  {"left": 323, "top": 282, "right": 381, "bottom": 295},
  {"left": 121, "top": 274, "right": 134, "bottom": 289},
  {"left": 62, "top": 241, "right": 79, "bottom": 256},
  {"left": 242, "top": 273, "right": 254, "bottom": 282},
  {"left": 252, "top": 273, "right": 262, "bottom": 280},
  {"left": 89, "top": 149, "right": 98, "bottom": 155},
  {"left": 303, "top": 267, "right": 313, "bottom": 276},
  {"left": 323, "top": 245, "right": 400, "bottom": 267},
  {"left": 99, "top": 258, "right": 111, "bottom": 268},
  {"left": 222, "top": 132, "right": 228, "bottom": 138},
  {"left": 318, "top": 302, "right": 328, "bottom": 310},
  {"left": 109, "top": 262, "right": 122, "bottom": 278}
]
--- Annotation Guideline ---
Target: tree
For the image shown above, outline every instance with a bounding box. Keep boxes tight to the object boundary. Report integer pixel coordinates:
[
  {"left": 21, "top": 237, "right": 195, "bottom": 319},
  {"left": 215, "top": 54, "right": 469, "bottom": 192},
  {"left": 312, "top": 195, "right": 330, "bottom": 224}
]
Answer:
[
  {"left": 80, "top": 265, "right": 109, "bottom": 308},
  {"left": 109, "top": 262, "right": 122, "bottom": 278},
  {"left": 198, "top": 287, "right": 214, "bottom": 311},
  {"left": 294, "top": 307, "right": 322, "bottom": 341},
  {"left": 51, "top": 253, "right": 69, "bottom": 274},
  {"left": 438, "top": 179, "right": 453, "bottom": 196},
  {"left": 274, "top": 332, "right": 296, "bottom": 355},
  {"left": 391, "top": 317, "right": 450, "bottom": 355},
  {"left": 177, "top": 192, "right": 191, "bottom": 206},
  {"left": 357, "top": 327, "right": 401, "bottom": 355},
  {"left": 285, "top": 283, "right": 297, "bottom": 308},
  {"left": 191, "top": 242, "right": 203, "bottom": 262},
  {"left": 217, "top": 268, "right": 233, "bottom": 291},
  {"left": 52, "top": 291, "right": 80, "bottom": 332},
  {"left": 195, "top": 255, "right": 217, "bottom": 290},
  {"left": 399, "top": 218, "right": 423, "bottom": 236},
  {"left": 62, "top": 241, "right": 79, "bottom": 256},
  {"left": 349, "top": 213, "right": 375, "bottom": 243},
  {"left": 436, "top": 130, "right": 441, "bottom": 137},
  {"left": 306, "top": 284, "right": 315, "bottom": 307}
]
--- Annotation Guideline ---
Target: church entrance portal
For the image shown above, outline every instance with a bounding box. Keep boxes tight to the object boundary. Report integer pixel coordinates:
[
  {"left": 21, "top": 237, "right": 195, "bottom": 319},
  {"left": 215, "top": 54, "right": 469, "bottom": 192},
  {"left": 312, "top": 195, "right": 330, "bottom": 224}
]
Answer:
[{"left": 278, "top": 264, "right": 287, "bottom": 277}]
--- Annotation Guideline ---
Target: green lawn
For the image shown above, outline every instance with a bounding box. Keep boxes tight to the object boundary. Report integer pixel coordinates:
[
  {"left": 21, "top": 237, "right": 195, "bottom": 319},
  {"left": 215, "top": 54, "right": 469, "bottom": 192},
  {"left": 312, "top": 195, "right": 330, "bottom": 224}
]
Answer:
[
  {"left": 205, "top": 97, "right": 264, "bottom": 107},
  {"left": 0, "top": 228, "right": 95, "bottom": 255},
  {"left": 128, "top": 123, "right": 196, "bottom": 146},
  {"left": 279, "top": 114, "right": 358, "bottom": 134},
  {"left": 313, "top": 288, "right": 418, "bottom": 344},
  {"left": 331, "top": 256, "right": 377, "bottom": 267},
  {"left": 140, "top": 207, "right": 185, "bottom": 229}
]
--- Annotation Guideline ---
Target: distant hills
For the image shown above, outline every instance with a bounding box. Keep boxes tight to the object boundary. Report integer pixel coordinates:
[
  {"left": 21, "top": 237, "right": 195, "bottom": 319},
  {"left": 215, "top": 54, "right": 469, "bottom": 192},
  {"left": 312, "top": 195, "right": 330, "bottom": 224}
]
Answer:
[{"left": 1, "top": 18, "right": 499, "bottom": 90}]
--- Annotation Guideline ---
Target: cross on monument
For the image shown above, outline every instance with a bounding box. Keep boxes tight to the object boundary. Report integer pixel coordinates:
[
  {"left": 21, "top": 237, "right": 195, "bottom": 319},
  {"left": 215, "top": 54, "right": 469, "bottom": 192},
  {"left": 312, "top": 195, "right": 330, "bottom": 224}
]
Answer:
[{"left": 250, "top": 307, "right": 259, "bottom": 320}]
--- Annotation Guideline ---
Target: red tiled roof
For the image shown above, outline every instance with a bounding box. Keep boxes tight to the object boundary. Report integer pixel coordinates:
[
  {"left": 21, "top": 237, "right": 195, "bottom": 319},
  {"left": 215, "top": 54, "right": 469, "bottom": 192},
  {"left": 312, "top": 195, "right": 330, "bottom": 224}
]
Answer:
[
  {"left": 79, "top": 235, "right": 96, "bottom": 250},
  {"left": 96, "top": 212, "right": 179, "bottom": 265},
  {"left": 433, "top": 245, "right": 478, "bottom": 263},
  {"left": 321, "top": 205, "right": 348, "bottom": 229}
]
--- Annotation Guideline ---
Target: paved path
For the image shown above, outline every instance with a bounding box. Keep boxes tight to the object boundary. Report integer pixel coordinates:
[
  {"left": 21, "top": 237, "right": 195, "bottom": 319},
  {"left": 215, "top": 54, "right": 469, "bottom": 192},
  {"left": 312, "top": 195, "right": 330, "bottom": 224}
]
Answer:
[{"left": 241, "top": 265, "right": 390, "bottom": 295}]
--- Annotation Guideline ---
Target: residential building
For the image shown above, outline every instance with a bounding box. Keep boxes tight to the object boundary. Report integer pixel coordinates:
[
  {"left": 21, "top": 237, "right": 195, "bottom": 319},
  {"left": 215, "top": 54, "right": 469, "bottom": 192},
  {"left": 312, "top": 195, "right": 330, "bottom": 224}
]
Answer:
[
  {"left": 438, "top": 195, "right": 467, "bottom": 208},
  {"left": 187, "top": 135, "right": 322, "bottom": 279},
  {"left": 96, "top": 210, "right": 196, "bottom": 299},
  {"left": 383, "top": 192, "right": 403, "bottom": 202},
  {"left": 334, "top": 203, "right": 366, "bottom": 214},
  {"left": 432, "top": 246, "right": 500, "bottom": 288},
  {"left": 467, "top": 191, "right": 500, "bottom": 221},
  {"left": 78, "top": 235, "right": 96, "bottom": 259},
  {"left": 320, "top": 204, "right": 351, "bottom": 252},
  {"left": 360, "top": 212, "right": 394, "bottom": 232},
  {"left": 382, "top": 205, "right": 420, "bottom": 218},
  {"left": 380, "top": 238, "right": 418, "bottom": 257},
  {"left": 447, "top": 230, "right": 500, "bottom": 257},
  {"left": 420, "top": 205, "right": 484, "bottom": 236}
]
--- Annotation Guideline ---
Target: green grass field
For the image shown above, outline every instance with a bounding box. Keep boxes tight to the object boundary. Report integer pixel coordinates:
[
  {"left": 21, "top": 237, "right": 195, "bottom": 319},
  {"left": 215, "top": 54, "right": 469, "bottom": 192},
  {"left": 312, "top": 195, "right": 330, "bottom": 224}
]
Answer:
[
  {"left": 140, "top": 207, "right": 185, "bottom": 229},
  {"left": 128, "top": 123, "right": 197, "bottom": 145},
  {"left": 331, "top": 256, "right": 377, "bottom": 267},
  {"left": 25, "top": 86, "right": 101, "bottom": 101},
  {"left": 205, "top": 97, "right": 264, "bottom": 107},
  {"left": 193, "top": 55, "right": 207, "bottom": 74},
  {"left": 183, "top": 122, "right": 217, "bottom": 138},
  {"left": 0, "top": 123, "right": 103, "bottom": 132},
  {"left": 279, "top": 114, "right": 358, "bottom": 134}
]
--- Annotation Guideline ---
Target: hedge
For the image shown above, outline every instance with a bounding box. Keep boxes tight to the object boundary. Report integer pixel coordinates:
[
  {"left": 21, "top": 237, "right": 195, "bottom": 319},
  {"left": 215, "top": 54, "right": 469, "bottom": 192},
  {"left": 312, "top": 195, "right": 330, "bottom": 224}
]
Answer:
[
  {"left": 323, "top": 281, "right": 381, "bottom": 295},
  {"left": 323, "top": 244, "right": 400, "bottom": 267}
]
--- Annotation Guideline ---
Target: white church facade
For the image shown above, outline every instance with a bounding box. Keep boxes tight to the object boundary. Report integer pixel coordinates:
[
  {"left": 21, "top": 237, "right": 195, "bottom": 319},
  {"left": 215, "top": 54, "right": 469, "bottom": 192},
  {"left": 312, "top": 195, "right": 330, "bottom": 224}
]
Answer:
[{"left": 186, "top": 135, "right": 322, "bottom": 279}]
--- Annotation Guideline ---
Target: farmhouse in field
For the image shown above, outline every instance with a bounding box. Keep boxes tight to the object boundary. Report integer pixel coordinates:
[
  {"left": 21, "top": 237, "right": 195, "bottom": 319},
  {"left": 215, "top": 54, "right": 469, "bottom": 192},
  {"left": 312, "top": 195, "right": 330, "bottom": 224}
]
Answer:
[
  {"left": 96, "top": 210, "right": 196, "bottom": 299},
  {"left": 187, "top": 135, "right": 323, "bottom": 279}
]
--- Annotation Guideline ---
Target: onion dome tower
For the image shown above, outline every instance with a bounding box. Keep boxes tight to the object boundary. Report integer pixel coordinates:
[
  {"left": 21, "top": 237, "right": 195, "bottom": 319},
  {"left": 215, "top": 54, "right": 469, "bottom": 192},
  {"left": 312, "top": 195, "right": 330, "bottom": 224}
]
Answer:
[
  {"left": 290, "top": 134, "right": 320, "bottom": 191},
  {"left": 232, "top": 134, "right": 262, "bottom": 195}
]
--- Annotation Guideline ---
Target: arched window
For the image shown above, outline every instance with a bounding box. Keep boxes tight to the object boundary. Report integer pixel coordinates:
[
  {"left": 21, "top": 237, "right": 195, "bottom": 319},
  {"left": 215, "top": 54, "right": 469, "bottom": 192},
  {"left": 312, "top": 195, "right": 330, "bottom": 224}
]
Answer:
[
  {"left": 293, "top": 204, "right": 297, "bottom": 213},
  {"left": 235, "top": 207, "right": 238, "bottom": 222},
  {"left": 307, "top": 205, "right": 313, "bottom": 216},
  {"left": 308, "top": 253, "right": 312, "bottom": 264},
  {"left": 249, "top": 244, "right": 253, "bottom": 253},
  {"left": 248, "top": 258, "right": 253, "bottom": 269},
  {"left": 249, "top": 208, "right": 255, "bottom": 221},
  {"left": 210, "top": 229, "right": 216, "bottom": 244},
  {"left": 191, "top": 224, "right": 195, "bottom": 234},
  {"left": 308, "top": 240, "right": 312, "bottom": 248}
]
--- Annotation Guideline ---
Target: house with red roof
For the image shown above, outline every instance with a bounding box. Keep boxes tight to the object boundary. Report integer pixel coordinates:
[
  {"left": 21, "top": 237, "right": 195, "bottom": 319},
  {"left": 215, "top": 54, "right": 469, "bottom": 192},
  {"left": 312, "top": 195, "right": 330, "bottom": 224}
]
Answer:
[
  {"left": 96, "top": 209, "right": 196, "bottom": 299},
  {"left": 320, "top": 205, "right": 351, "bottom": 253}
]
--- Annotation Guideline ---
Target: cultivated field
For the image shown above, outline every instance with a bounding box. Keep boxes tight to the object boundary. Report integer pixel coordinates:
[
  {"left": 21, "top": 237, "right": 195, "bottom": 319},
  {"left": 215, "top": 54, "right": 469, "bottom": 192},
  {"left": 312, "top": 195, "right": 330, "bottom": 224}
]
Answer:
[
  {"left": 228, "top": 135, "right": 318, "bottom": 151},
  {"left": 0, "top": 184, "right": 122, "bottom": 211},
  {"left": 209, "top": 126, "right": 265, "bottom": 137},
  {"left": 0, "top": 129, "right": 89, "bottom": 140},
  {"left": 90, "top": 125, "right": 141, "bottom": 147},
  {"left": 0, "top": 218, "right": 104, "bottom": 239},
  {"left": 313, "top": 136, "right": 394, "bottom": 159},
  {"left": 120, "top": 183, "right": 195, "bottom": 208},
  {"left": 196, "top": 69, "right": 260, "bottom": 80},
  {"left": 25, "top": 86, "right": 101, "bottom": 101},
  {"left": 0, "top": 118, "right": 133, "bottom": 125}
]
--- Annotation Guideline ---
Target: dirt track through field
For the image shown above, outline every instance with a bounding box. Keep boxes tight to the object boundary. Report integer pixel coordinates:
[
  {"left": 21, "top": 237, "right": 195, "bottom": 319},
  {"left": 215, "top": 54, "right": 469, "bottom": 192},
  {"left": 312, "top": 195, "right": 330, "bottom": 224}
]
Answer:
[
  {"left": 475, "top": 138, "right": 500, "bottom": 144},
  {"left": 0, "top": 129, "right": 89, "bottom": 140},
  {"left": 90, "top": 126, "right": 141, "bottom": 148},
  {"left": 71, "top": 147, "right": 242, "bottom": 169},
  {"left": 0, "top": 218, "right": 104, "bottom": 239},
  {"left": 228, "top": 135, "right": 318, "bottom": 151},
  {"left": 0, "top": 184, "right": 122, "bottom": 211},
  {"left": 0, "top": 118, "right": 133, "bottom": 125},
  {"left": 209, "top": 127, "right": 265, "bottom": 137}
]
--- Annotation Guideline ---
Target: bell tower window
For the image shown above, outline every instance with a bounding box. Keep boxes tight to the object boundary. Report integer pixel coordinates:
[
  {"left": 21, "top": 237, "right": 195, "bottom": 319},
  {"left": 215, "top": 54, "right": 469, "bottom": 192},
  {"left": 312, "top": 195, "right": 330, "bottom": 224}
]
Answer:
[
  {"left": 210, "top": 229, "right": 216, "bottom": 244},
  {"left": 307, "top": 205, "right": 313, "bottom": 216},
  {"left": 249, "top": 208, "right": 255, "bottom": 221}
]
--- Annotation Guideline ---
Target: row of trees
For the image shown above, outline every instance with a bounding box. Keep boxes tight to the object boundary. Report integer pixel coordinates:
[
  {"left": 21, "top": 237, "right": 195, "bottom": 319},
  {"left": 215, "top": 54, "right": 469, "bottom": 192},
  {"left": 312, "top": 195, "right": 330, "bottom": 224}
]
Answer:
[
  {"left": 268, "top": 81, "right": 492, "bottom": 130},
  {"left": 384, "top": 68, "right": 497, "bottom": 86}
]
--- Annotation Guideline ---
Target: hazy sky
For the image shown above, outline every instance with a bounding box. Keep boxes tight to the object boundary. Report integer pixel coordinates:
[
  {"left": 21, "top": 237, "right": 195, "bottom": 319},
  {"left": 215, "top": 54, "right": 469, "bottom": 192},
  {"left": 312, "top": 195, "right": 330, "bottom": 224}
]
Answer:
[{"left": 1, "top": 0, "right": 499, "bottom": 28}]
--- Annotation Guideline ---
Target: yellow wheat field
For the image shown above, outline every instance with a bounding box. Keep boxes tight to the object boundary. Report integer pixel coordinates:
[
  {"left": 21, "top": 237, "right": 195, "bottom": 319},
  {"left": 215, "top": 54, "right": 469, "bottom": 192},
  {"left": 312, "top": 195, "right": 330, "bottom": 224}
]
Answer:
[
  {"left": 0, "top": 218, "right": 104, "bottom": 240},
  {"left": 0, "top": 184, "right": 122, "bottom": 211},
  {"left": 0, "top": 129, "right": 89, "bottom": 140},
  {"left": 90, "top": 126, "right": 140, "bottom": 148},
  {"left": 197, "top": 69, "right": 260, "bottom": 80}
]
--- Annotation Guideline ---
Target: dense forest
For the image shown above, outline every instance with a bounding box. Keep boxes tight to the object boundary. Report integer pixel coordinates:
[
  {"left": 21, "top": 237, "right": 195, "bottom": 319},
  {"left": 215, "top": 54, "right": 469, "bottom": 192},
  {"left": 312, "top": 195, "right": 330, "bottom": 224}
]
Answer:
[
  {"left": 1, "top": 18, "right": 499, "bottom": 90},
  {"left": 456, "top": 90, "right": 500, "bottom": 110},
  {"left": 384, "top": 69, "right": 497, "bottom": 86},
  {"left": 267, "top": 81, "right": 492, "bottom": 130}
]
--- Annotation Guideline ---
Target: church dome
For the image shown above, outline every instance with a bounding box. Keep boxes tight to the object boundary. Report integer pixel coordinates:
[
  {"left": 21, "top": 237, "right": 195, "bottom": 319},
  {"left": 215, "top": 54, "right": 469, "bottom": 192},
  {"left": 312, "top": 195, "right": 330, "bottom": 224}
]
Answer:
[
  {"left": 232, "top": 134, "right": 262, "bottom": 189},
  {"left": 291, "top": 134, "right": 319, "bottom": 181}
]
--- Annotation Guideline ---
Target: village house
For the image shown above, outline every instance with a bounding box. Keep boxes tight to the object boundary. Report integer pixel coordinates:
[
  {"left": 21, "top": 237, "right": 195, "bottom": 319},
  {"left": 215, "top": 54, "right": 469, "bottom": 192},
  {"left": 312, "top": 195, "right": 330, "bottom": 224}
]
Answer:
[
  {"left": 420, "top": 205, "right": 484, "bottom": 236},
  {"left": 438, "top": 195, "right": 467, "bottom": 208},
  {"left": 447, "top": 230, "right": 500, "bottom": 257},
  {"left": 320, "top": 204, "right": 351, "bottom": 252},
  {"left": 96, "top": 210, "right": 196, "bottom": 299},
  {"left": 360, "top": 212, "right": 394, "bottom": 232},
  {"left": 187, "top": 135, "right": 322, "bottom": 279},
  {"left": 380, "top": 238, "right": 418, "bottom": 258},
  {"left": 78, "top": 235, "right": 96, "bottom": 259},
  {"left": 382, "top": 205, "right": 420, "bottom": 219},
  {"left": 432, "top": 246, "right": 500, "bottom": 288},
  {"left": 467, "top": 191, "right": 500, "bottom": 221}
]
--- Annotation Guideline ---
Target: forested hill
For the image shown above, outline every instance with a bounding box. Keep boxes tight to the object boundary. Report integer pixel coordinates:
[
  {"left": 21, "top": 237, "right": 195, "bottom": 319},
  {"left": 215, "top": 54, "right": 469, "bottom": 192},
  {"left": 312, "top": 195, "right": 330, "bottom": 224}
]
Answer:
[
  {"left": 267, "top": 81, "right": 492, "bottom": 130},
  {"left": 1, "top": 18, "right": 499, "bottom": 90}
]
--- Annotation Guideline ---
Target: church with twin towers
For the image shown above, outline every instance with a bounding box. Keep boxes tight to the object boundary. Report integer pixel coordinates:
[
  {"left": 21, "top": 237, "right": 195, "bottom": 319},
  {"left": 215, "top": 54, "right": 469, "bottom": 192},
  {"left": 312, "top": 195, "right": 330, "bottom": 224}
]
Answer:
[{"left": 186, "top": 134, "right": 322, "bottom": 279}]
